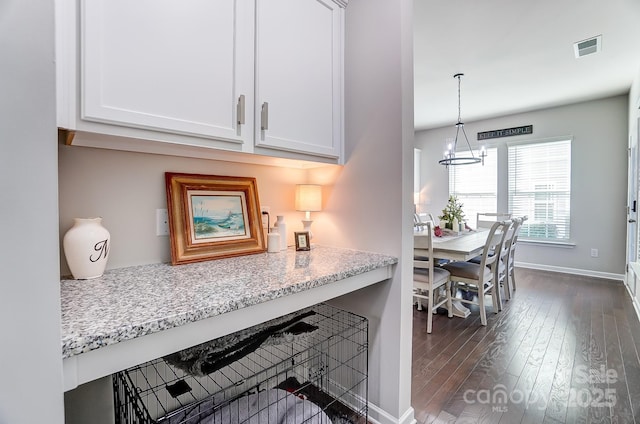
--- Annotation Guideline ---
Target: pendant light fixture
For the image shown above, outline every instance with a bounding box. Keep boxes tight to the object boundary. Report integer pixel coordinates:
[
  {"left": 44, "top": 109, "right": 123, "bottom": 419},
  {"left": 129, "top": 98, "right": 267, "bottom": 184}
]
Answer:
[{"left": 439, "top": 73, "right": 486, "bottom": 166}]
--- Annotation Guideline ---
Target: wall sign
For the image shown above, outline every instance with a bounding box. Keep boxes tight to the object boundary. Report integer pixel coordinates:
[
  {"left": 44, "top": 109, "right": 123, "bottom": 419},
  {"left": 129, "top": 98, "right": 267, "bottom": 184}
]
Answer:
[{"left": 477, "top": 125, "right": 533, "bottom": 140}]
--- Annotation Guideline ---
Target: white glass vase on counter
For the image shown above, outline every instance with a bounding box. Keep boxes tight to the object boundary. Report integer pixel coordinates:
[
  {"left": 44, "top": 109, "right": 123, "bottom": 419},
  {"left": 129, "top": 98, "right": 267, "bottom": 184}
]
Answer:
[{"left": 63, "top": 217, "right": 110, "bottom": 279}]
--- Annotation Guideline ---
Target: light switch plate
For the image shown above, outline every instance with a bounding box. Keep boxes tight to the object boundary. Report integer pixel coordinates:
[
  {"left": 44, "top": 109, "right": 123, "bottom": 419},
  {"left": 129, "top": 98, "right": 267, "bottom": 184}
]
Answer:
[
  {"left": 261, "top": 206, "right": 270, "bottom": 229},
  {"left": 156, "top": 209, "right": 169, "bottom": 236}
]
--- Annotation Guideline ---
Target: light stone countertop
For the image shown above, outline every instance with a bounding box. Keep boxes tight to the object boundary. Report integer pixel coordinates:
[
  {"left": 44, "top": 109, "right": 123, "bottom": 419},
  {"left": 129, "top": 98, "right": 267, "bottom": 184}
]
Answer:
[{"left": 60, "top": 245, "right": 397, "bottom": 359}]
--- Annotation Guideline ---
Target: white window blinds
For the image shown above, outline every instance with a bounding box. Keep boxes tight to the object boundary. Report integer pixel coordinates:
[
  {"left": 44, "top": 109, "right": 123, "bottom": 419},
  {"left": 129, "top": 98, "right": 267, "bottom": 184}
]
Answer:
[
  {"left": 508, "top": 139, "right": 571, "bottom": 241},
  {"left": 448, "top": 147, "right": 498, "bottom": 228}
]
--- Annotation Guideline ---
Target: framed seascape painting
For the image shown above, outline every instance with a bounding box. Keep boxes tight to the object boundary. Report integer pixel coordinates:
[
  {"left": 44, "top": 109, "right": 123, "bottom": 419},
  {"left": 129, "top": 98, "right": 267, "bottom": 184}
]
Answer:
[{"left": 165, "top": 173, "right": 266, "bottom": 265}]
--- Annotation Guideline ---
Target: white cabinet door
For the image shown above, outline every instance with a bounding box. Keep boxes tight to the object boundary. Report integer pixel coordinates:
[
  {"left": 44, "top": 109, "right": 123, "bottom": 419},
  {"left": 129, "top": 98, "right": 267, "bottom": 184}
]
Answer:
[
  {"left": 81, "top": 0, "right": 254, "bottom": 144},
  {"left": 254, "top": 0, "right": 343, "bottom": 159}
]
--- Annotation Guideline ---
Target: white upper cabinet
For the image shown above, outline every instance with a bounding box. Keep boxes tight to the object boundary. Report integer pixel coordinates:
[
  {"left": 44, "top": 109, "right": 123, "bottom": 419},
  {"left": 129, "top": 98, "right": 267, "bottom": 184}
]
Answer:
[
  {"left": 254, "top": 0, "right": 343, "bottom": 159},
  {"left": 56, "top": 0, "right": 345, "bottom": 164},
  {"left": 81, "top": 0, "right": 254, "bottom": 145}
]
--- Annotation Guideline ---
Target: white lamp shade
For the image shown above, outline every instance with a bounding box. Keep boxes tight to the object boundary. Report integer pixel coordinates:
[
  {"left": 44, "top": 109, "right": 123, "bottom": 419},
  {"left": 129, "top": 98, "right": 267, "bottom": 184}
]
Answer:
[{"left": 295, "top": 184, "right": 322, "bottom": 212}]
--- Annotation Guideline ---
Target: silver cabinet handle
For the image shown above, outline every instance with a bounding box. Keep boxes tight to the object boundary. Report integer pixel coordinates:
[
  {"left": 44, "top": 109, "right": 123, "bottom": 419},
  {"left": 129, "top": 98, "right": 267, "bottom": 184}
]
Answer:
[
  {"left": 237, "top": 95, "right": 245, "bottom": 125},
  {"left": 261, "top": 102, "right": 269, "bottom": 131}
]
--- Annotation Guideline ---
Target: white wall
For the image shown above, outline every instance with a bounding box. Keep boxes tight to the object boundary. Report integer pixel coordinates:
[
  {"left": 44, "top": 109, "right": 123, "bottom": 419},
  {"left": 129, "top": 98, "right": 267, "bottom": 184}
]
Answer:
[
  {"left": 58, "top": 145, "right": 310, "bottom": 273},
  {"left": 59, "top": 0, "right": 414, "bottom": 423},
  {"left": 630, "top": 68, "right": 640, "bottom": 147},
  {"left": 416, "top": 95, "right": 629, "bottom": 277},
  {"left": 0, "top": 1, "right": 65, "bottom": 423},
  {"left": 631, "top": 70, "right": 640, "bottom": 133},
  {"left": 322, "top": 0, "right": 414, "bottom": 422}
]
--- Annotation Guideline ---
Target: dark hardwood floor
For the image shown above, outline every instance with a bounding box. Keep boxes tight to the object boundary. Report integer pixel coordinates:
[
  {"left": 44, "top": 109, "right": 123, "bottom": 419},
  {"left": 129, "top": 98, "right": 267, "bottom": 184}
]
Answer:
[{"left": 411, "top": 268, "right": 640, "bottom": 424}]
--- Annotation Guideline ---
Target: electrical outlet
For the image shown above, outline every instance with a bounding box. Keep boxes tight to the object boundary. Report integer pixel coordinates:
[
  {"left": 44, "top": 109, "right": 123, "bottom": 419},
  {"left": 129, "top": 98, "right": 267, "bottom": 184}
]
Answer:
[
  {"left": 261, "top": 206, "right": 270, "bottom": 229},
  {"left": 591, "top": 248, "right": 599, "bottom": 258},
  {"left": 156, "top": 209, "right": 169, "bottom": 236}
]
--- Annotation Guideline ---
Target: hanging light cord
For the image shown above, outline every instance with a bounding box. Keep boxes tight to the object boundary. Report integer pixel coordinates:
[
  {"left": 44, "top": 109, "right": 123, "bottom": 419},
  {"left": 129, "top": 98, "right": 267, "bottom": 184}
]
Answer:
[
  {"left": 455, "top": 73, "right": 473, "bottom": 152},
  {"left": 456, "top": 73, "right": 462, "bottom": 125}
]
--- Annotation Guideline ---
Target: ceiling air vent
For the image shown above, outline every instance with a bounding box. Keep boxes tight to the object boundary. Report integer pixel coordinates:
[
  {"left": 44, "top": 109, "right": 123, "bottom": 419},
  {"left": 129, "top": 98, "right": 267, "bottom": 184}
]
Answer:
[{"left": 574, "top": 35, "right": 602, "bottom": 58}]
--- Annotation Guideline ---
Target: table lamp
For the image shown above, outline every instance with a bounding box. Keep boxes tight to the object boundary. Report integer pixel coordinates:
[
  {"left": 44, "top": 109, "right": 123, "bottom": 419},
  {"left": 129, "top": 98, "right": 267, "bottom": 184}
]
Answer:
[{"left": 295, "top": 184, "right": 322, "bottom": 239}]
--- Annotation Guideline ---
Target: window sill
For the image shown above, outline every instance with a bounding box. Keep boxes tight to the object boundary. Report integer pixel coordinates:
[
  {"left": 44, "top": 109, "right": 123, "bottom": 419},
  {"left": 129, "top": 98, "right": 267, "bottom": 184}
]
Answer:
[{"left": 519, "top": 239, "right": 576, "bottom": 248}]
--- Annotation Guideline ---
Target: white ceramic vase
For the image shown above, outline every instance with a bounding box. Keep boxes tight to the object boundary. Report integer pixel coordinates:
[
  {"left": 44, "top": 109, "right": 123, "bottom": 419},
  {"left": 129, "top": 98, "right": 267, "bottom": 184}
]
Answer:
[
  {"left": 274, "top": 215, "right": 287, "bottom": 251},
  {"left": 63, "top": 217, "right": 111, "bottom": 279},
  {"left": 267, "top": 231, "right": 280, "bottom": 253}
]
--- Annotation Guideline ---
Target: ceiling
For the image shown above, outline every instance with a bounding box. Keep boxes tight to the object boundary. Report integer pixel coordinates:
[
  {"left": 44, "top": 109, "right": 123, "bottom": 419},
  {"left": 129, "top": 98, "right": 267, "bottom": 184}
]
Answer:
[{"left": 413, "top": 0, "right": 640, "bottom": 131}]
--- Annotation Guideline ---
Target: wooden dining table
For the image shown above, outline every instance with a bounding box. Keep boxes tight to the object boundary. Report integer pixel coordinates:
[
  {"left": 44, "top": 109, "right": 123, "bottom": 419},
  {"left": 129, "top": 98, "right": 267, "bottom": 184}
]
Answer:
[{"left": 413, "top": 227, "right": 490, "bottom": 318}]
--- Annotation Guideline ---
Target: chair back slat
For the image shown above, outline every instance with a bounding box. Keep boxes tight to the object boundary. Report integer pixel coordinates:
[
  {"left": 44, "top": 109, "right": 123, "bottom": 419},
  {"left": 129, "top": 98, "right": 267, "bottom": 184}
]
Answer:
[
  {"left": 498, "top": 219, "right": 518, "bottom": 263},
  {"left": 413, "top": 221, "right": 435, "bottom": 281},
  {"left": 510, "top": 215, "right": 528, "bottom": 252},
  {"left": 503, "top": 215, "right": 529, "bottom": 298},
  {"left": 480, "top": 220, "right": 513, "bottom": 269},
  {"left": 508, "top": 215, "right": 528, "bottom": 266},
  {"left": 507, "top": 218, "right": 523, "bottom": 254}
]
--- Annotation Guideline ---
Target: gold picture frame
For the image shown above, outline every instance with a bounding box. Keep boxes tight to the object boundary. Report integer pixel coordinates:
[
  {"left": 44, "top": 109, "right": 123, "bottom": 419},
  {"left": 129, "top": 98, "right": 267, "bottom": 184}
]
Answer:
[{"left": 165, "top": 173, "right": 266, "bottom": 265}]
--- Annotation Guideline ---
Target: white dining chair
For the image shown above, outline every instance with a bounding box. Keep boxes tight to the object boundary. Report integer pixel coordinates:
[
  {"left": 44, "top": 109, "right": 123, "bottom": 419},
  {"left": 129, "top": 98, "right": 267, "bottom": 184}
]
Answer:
[
  {"left": 476, "top": 212, "right": 512, "bottom": 229},
  {"left": 493, "top": 218, "right": 519, "bottom": 305},
  {"left": 442, "top": 220, "right": 512, "bottom": 326},
  {"left": 414, "top": 212, "right": 437, "bottom": 230},
  {"left": 413, "top": 221, "right": 453, "bottom": 333},
  {"left": 467, "top": 211, "right": 513, "bottom": 265},
  {"left": 506, "top": 215, "right": 528, "bottom": 296},
  {"left": 414, "top": 213, "right": 449, "bottom": 267}
]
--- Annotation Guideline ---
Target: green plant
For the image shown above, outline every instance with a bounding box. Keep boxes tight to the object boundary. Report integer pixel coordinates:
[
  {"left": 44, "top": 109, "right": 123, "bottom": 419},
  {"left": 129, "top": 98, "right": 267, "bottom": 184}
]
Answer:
[{"left": 439, "top": 195, "right": 465, "bottom": 224}]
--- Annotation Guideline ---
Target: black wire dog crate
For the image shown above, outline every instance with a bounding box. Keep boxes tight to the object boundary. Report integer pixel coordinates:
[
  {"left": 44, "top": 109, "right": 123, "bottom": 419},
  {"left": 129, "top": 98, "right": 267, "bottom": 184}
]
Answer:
[{"left": 113, "top": 303, "right": 368, "bottom": 424}]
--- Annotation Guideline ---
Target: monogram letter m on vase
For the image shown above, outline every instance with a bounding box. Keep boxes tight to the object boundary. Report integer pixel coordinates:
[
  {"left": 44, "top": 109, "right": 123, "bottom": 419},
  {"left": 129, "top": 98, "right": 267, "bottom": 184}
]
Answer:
[{"left": 63, "top": 217, "right": 111, "bottom": 279}]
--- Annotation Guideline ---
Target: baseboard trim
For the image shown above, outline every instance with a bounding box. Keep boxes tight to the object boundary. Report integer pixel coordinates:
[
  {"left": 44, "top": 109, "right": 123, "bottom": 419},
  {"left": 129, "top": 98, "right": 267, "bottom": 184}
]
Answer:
[
  {"left": 515, "top": 261, "right": 624, "bottom": 282},
  {"left": 367, "top": 403, "right": 416, "bottom": 424},
  {"left": 624, "top": 282, "right": 640, "bottom": 323},
  {"left": 398, "top": 407, "right": 417, "bottom": 424},
  {"left": 632, "top": 296, "right": 640, "bottom": 323},
  {"left": 625, "top": 264, "right": 640, "bottom": 323}
]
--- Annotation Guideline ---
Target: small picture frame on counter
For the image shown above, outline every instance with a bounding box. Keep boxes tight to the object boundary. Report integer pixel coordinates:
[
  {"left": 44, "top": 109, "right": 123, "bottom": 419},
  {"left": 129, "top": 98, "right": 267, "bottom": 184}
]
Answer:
[{"left": 294, "top": 231, "right": 310, "bottom": 251}]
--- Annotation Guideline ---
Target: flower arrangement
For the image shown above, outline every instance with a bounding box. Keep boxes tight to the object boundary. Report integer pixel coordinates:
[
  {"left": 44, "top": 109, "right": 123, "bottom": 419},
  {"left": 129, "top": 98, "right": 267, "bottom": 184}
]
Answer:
[{"left": 439, "top": 195, "right": 465, "bottom": 228}]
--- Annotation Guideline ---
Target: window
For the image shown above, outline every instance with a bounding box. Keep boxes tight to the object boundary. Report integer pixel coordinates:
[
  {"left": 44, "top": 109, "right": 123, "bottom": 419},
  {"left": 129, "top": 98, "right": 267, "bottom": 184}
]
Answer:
[
  {"left": 449, "top": 147, "right": 498, "bottom": 228},
  {"left": 508, "top": 139, "right": 571, "bottom": 241}
]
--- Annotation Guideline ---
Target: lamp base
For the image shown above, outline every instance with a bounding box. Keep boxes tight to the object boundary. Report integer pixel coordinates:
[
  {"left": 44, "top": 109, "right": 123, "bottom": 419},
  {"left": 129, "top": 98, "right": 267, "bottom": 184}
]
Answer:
[{"left": 301, "top": 219, "right": 314, "bottom": 239}]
